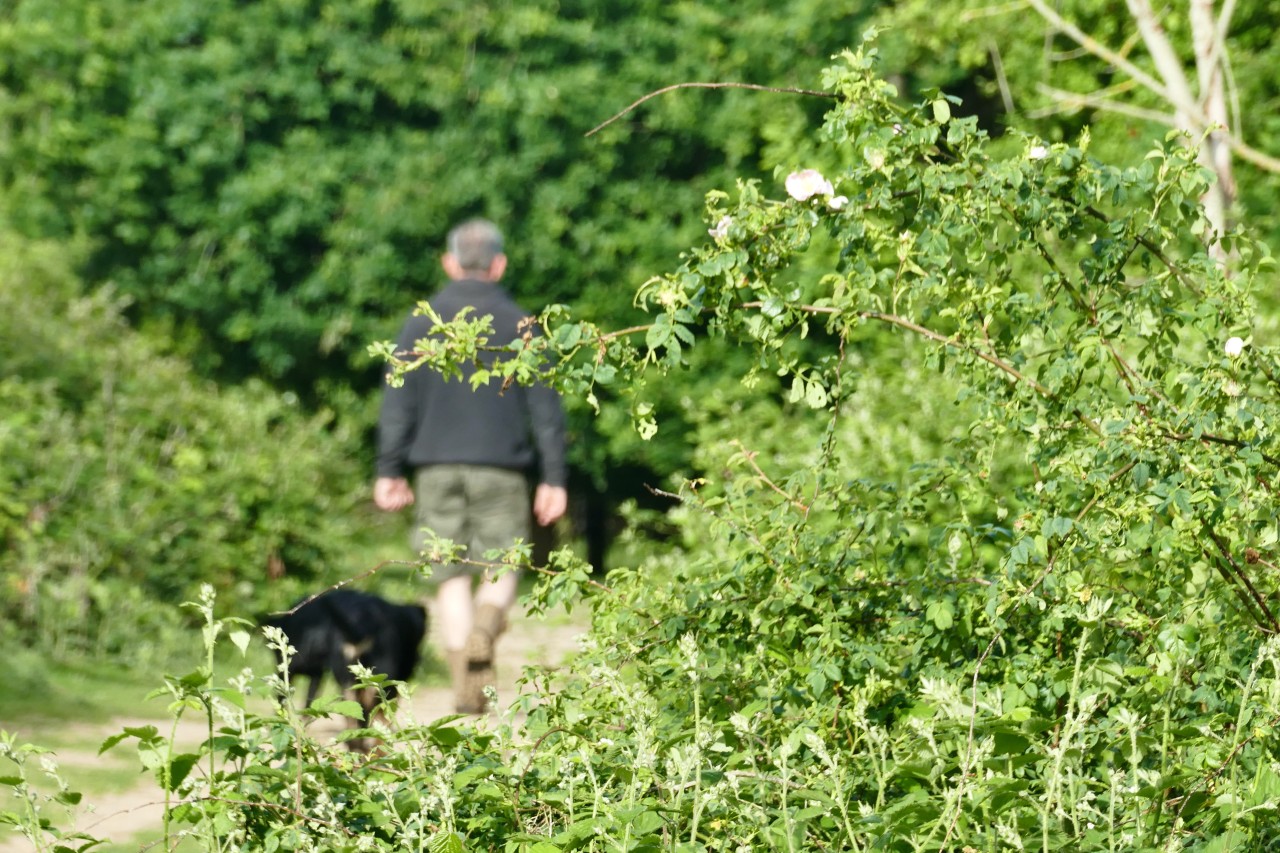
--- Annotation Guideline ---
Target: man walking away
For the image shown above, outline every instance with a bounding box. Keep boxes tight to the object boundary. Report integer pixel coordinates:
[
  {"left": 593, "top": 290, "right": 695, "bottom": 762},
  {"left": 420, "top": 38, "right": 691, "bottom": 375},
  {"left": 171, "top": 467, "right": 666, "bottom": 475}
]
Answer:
[{"left": 374, "top": 218, "right": 568, "bottom": 713}]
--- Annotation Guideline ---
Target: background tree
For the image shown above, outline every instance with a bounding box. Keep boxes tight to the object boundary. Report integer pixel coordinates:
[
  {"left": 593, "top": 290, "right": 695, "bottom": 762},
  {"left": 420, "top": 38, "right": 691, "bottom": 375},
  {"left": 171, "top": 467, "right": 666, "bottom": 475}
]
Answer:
[
  {"left": 0, "top": 224, "right": 365, "bottom": 661},
  {"left": 0, "top": 0, "right": 861, "bottom": 395},
  {"left": 0, "top": 0, "right": 888, "bottom": 548},
  {"left": 877, "top": 0, "right": 1280, "bottom": 260}
]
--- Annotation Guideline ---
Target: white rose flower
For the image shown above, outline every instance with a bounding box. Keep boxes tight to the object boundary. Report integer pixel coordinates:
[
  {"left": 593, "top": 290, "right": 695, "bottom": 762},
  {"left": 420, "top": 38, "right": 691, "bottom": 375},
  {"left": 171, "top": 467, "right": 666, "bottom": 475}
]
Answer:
[
  {"left": 1224, "top": 336, "right": 1246, "bottom": 357},
  {"left": 708, "top": 215, "right": 732, "bottom": 241},
  {"left": 1028, "top": 145, "right": 1049, "bottom": 160},
  {"left": 785, "top": 168, "right": 834, "bottom": 201}
]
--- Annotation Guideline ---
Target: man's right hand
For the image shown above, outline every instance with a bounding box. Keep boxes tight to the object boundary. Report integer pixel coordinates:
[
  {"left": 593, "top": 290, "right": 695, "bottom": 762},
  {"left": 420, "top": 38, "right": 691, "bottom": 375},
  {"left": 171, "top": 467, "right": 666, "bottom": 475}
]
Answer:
[
  {"left": 374, "top": 476, "right": 415, "bottom": 511},
  {"left": 533, "top": 483, "right": 569, "bottom": 527}
]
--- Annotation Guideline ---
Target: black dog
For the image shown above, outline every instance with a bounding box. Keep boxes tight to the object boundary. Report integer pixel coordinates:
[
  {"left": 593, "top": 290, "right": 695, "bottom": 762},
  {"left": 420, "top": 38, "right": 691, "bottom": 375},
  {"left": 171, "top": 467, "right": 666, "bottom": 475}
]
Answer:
[{"left": 262, "top": 589, "right": 427, "bottom": 745}]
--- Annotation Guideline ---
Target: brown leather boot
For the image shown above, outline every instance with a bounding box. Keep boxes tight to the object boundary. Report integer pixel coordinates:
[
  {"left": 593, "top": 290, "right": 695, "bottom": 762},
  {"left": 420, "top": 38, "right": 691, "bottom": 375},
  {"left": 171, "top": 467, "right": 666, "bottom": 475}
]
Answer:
[
  {"left": 447, "top": 649, "right": 484, "bottom": 715},
  {"left": 459, "top": 604, "right": 506, "bottom": 713}
]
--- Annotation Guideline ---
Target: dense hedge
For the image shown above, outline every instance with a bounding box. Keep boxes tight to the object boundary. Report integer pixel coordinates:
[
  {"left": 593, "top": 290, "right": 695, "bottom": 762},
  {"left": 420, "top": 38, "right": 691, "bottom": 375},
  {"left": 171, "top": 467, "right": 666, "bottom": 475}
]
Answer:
[{"left": 0, "top": 231, "right": 365, "bottom": 659}]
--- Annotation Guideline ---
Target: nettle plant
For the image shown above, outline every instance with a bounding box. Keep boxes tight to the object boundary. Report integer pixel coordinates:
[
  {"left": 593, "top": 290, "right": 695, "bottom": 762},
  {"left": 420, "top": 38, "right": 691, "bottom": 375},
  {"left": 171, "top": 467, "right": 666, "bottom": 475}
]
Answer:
[{"left": 25, "top": 36, "right": 1280, "bottom": 853}]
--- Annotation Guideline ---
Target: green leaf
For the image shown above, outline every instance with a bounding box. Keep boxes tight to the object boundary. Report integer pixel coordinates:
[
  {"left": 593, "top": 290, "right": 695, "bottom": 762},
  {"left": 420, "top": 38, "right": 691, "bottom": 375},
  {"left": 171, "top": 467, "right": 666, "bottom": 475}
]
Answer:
[
  {"left": 628, "top": 809, "right": 665, "bottom": 835},
  {"left": 427, "top": 831, "right": 466, "bottom": 853},
  {"left": 804, "top": 379, "right": 829, "bottom": 409},
  {"left": 214, "top": 687, "right": 248, "bottom": 710},
  {"left": 427, "top": 722, "right": 466, "bottom": 748},
  {"left": 1132, "top": 462, "right": 1150, "bottom": 489},
  {"left": 54, "top": 790, "right": 83, "bottom": 806},
  {"left": 177, "top": 667, "right": 212, "bottom": 689},
  {"left": 164, "top": 754, "right": 201, "bottom": 792},
  {"left": 926, "top": 599, "right": 954, "bottom": 630},
  {"left": 228, "top": 629, "right": 251, "bottom": 655},
  {"left": 453, "top": 763, "right": 495, "bottom": 787},
  {"left": 1198, "top": 835, "right": 1238, "bottom": 853},
  {"left": 305, "top": 698, "right": 365, "bottom": 720},
  {"left": 1042, "top": 516, "right": 1074, "bottom": 540}
]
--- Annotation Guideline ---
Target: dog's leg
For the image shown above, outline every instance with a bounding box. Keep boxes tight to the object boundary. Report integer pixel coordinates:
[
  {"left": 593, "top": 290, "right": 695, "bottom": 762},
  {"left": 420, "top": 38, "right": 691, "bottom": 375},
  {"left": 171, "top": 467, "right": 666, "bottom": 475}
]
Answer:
[
  {"left": 342, "top": 686, "right": 379, "bottom": 753},
  {"left": 304, "top": 674, "right": 323, "bottom": 709}
]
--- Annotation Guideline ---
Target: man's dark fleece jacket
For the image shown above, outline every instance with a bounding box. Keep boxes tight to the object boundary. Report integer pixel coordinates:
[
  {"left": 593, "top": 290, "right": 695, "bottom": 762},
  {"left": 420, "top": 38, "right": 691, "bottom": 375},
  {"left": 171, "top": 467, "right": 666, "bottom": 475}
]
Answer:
[{"left": 376, "top": 278, "right": 567, "bottom": 488}]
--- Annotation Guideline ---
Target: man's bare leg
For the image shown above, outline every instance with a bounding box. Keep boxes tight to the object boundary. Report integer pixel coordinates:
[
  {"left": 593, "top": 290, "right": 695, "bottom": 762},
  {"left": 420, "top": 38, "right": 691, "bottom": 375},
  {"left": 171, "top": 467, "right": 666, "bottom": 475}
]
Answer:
[{"left": 436, "top": 574, "right": 476, "bottom": 712}]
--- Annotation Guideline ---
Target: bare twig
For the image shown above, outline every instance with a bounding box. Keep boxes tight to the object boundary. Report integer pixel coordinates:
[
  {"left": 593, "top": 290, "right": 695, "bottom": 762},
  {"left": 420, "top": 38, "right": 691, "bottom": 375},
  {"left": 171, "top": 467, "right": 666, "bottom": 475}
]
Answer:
[
  {"left": 739, "top": 300, "right": 1051, "bottom": 395},
  {"left": 942, "top": 549, "right": 1060, "bottom": 848},
  {"left": 597, "top": 323, "right": 654, "bottom": 343},
  {"left": 1161, "top": 429, "right": 1280, "bottom": 468},
  {"left": 1025, "top": 0, "right": 1181, "bottom": 109},
  {"left": 959, "top": 1, "right": 1028, "bottom": 23},
  {"left": 272, "top": 559, "right": 420, "bottom": 617},
  {"left": 1033, "top": 84, "right": 1174, "bottom": 125},
  {"left": 586, "top": 82, "right": 834, "bottom": 137},
  {"left": 1078, "top": 204, "right": 1204, "bottom": 297},
  {"left": 987, "top": 39, "right": 1016, "bottom": 116},
  {"left": 862, "top": 310, "right": 1055, "bottom": 398},
  {"left": 1206, "top": 0, "right": 1240, "bottom": 79},
  {"left": 525, "top": 564, "right": 616, "bottom": 596},
  {"left": 269, "top": 553, "right": 616, "bottom": 623},
  {"left": 1204, "top": 546, "right": 1272, "bottom": 631},
  {"left": 810, "top": 332, "right": 851, "bottom": 514},
  {"left": 646, "top": 484, "right": 781, "bottom": 569},
  {"left": 942, "top": 464, "right": 1130, "bottom": 847},
  {"left": 1221, "top": 131, "right": 1280, "bottom": 173},
  {"left": 1173, "top": 711, "right": 1280, "bottom": 823}
]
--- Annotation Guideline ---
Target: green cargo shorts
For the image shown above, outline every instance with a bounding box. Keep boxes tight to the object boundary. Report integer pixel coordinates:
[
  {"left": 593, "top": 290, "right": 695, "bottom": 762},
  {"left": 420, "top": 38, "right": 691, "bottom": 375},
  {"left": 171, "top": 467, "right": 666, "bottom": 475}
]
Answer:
[{"left": 411, "top": 465, "right": 531, "bottom": 583}]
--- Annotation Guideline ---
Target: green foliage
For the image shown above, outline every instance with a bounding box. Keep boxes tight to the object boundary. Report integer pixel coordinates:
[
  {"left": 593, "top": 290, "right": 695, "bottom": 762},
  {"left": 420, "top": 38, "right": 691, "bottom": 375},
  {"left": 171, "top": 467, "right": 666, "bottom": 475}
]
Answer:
[
  {"left": 874, "top": 0, "right": 1280, "bottom": 251},
  {"left": 0, "top": 0, "right": 885, "bottom": 514},
  {"left": 373, "top": 39, "right": 1280, "bottom": 849},
  {"left": 12, "top": 21, "right": 1280, "bottom": 853},
  {"left": 0, "top": 0, "right": 868, "bottom": 404},
  {"left": 0, "top": 230, "right": 365, "bottom": 660}
]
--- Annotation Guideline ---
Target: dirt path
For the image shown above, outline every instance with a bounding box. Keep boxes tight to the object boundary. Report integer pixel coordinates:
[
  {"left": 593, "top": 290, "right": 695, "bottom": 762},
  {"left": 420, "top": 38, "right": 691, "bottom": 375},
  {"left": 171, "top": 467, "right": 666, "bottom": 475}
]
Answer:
[{"left": 0, "top": 601, "right": 588, "bottom": 852}]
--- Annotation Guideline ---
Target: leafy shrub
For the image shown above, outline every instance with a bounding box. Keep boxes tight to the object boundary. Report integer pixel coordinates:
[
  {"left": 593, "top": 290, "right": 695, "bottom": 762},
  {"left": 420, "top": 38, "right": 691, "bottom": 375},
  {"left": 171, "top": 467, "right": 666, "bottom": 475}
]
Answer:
[
  {"left": 378, "top": 36, "right": 1280, "bottom": 850},
  {"left": 35, "top": 36, "right": 1280, "bottom": 852},
  {"left": 0, "top": 231, "right": 366, "bottom": 659}
]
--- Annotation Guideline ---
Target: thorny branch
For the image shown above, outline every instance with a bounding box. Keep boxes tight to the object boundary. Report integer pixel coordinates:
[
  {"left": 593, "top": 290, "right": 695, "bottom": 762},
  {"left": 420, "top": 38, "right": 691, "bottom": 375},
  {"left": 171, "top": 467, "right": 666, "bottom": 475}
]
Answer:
[
  {"left": 730, "top": 439, "right": 810, "bottom": 514},
  {"left": 1204, "top": 523, "right": 1280, "bottom": 633}
]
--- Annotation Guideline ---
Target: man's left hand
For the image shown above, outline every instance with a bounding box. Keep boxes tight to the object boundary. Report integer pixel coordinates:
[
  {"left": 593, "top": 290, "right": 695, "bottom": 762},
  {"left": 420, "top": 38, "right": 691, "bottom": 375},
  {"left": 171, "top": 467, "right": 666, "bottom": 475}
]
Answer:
[{"left": 374, "top": 476, "right": 415, "bottom": 511}]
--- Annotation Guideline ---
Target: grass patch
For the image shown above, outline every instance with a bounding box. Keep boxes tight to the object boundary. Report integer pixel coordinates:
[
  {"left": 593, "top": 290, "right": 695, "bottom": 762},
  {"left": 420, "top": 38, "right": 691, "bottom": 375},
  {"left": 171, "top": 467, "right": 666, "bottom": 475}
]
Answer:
[
  {"left": 0, "top": 655, "right": 171, "bottom": 728},
  {"left": 0, "top": 632, "right": 280, "bottom": 744},
  {"left": 51, "top": 753, "right": 145, "bottom": 800}
]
